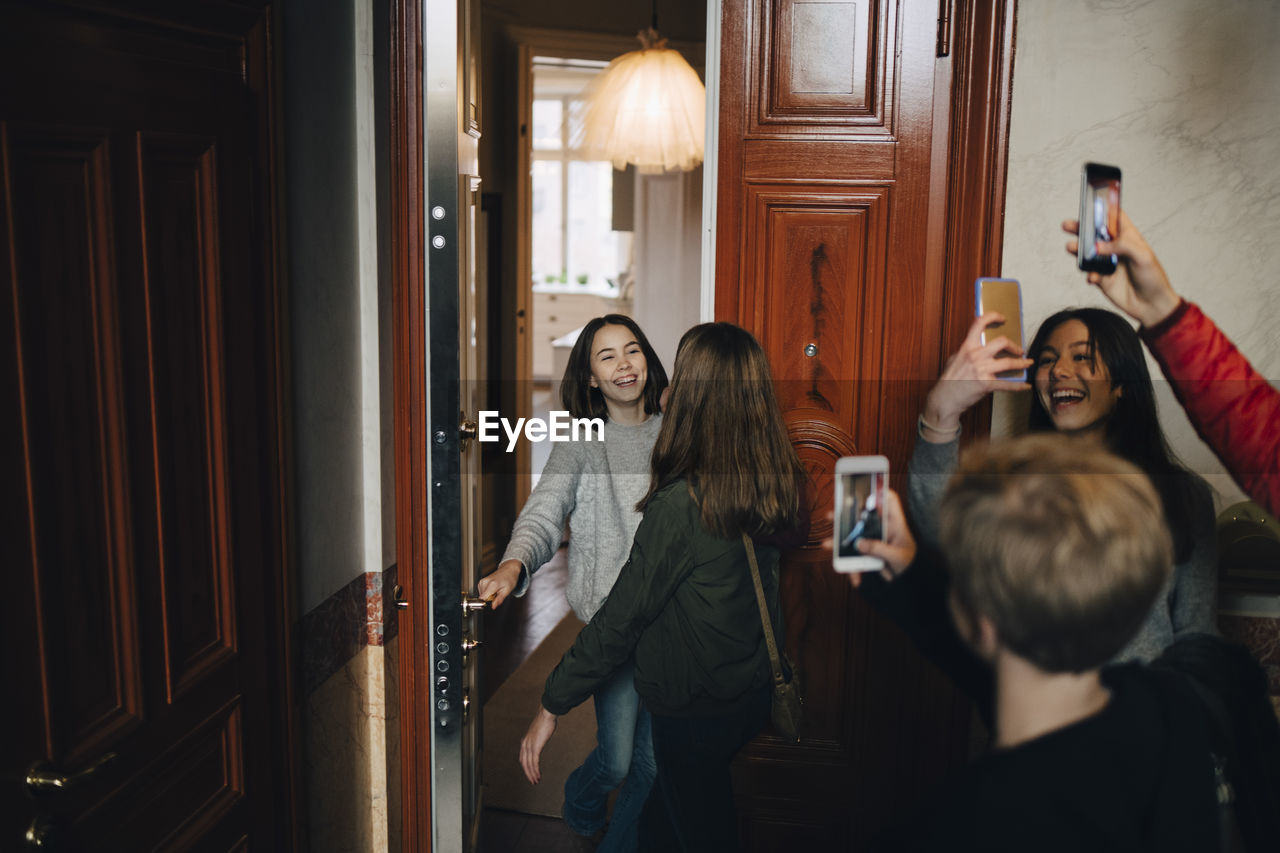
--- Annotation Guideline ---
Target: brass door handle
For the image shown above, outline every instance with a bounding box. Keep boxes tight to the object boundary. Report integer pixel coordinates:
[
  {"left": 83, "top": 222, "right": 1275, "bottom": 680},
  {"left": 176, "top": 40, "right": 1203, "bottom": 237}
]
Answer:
[
  {"left": 25, "top": 753, "right": 117, "bottom": 796},
  {"left": 392, "top": 584, "right": 409, "bottom": 610},
  {"left": 24, "top": 814, "right": 66, "bottom": 849},
  {"left": 459, "top": 416, "right": 478, "bottom": 451},
  {"left": 461, "top": 592, "right": 493, "bottom": 616}
]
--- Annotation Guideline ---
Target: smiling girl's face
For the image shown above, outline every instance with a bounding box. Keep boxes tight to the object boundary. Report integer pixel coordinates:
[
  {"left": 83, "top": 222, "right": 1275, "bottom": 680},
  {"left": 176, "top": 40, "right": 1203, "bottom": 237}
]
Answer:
[
  {"left": 1033, "top": 318, "right": 1122, "bottom": 436},
  {"left": 588, "top": 323, "right": 648, "bottom": 422}
]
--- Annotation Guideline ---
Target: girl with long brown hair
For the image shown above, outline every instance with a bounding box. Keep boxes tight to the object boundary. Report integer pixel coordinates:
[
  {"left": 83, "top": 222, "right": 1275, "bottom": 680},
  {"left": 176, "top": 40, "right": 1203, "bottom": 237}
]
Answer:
[{"left": 519, "top": 322, "right": 807, "bottom": 852}]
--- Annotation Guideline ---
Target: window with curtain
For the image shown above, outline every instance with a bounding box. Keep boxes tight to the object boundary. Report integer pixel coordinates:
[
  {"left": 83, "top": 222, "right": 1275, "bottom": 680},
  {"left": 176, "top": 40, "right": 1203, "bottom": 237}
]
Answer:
[{"left": 531, "top": 60, "right": 632, "bottom": 288}]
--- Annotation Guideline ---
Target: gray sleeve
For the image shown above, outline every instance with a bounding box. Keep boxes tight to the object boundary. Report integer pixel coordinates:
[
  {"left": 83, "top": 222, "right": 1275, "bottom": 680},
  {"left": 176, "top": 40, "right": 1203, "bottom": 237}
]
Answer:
[
  {"left": 906, "top": 433, "right": 960, "bottom": 547},
  {"left": 500, "top": 441, "right": 582, "bottom": 597},
  {"left": 1170, "top": 475, "right": 1219, "bottom": 637}
]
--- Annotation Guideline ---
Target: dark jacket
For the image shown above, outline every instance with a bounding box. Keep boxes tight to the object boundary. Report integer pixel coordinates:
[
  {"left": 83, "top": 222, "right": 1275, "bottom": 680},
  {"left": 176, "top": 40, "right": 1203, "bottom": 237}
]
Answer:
[
  {"left": 880, "top": 662, "right": 1222, "bottom": 852},
  {"left": 1143, "top": 300, "right": 1280, "bottom": 518},
  {"left": 542, "top": 479, "right": 781, "bottom": 718},
  {"left": 858, "top": 544, "right": 995, "bottom": 725},
  {"left": 863, "top": 549, "right": 1280, "bottom": 852}
]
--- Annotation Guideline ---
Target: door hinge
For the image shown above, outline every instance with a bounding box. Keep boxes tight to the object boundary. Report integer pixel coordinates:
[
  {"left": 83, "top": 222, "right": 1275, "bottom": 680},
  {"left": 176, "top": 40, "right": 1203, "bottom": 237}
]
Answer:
[{"left": 937, "top": 0, "right": 952, "bottom": 58}]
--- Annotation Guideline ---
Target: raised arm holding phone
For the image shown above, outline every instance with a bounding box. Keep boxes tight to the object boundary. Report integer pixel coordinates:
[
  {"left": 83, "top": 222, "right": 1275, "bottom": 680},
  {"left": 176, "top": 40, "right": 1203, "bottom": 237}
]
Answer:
[
  {"left": 1063, "top": 210, "right": 1280, "bottom": 517},
  {"left": 907, "top": 302, "right": 1217, "bottom": 662}
]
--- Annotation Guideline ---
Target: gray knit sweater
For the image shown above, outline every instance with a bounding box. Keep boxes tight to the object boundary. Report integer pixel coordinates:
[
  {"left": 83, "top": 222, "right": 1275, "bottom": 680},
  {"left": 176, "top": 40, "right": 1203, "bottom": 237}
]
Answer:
[
  {"left": 906, "top": 434, "right": 1218, "bottom": 663},
  {"left": 501, "top": 413, "right": 662, "bottom": 621}
]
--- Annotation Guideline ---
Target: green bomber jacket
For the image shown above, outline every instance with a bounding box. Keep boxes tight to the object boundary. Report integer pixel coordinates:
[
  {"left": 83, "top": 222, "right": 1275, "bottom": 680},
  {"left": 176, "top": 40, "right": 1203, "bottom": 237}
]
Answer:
[{"left": 541, "top": 479, "right": 783, "bottom": 718}]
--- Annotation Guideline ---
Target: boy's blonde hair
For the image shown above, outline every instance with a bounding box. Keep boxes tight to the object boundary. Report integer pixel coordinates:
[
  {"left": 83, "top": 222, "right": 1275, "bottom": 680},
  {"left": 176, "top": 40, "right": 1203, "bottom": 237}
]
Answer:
[{"left": 939, "top": 434, "right": 1173, "bottom": 673}]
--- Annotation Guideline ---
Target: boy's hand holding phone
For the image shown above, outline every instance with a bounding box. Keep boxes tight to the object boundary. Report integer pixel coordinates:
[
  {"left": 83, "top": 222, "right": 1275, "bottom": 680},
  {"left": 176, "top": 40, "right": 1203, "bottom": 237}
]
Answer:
[
  {"left": 843, "top": 489, "right": 917, "bottom": 589},
  {"left": 832, "top": 455, "right": 918, "bottom": 587},
  {"left": 834, "top": 456, "right": 891, "bottom": 572}
]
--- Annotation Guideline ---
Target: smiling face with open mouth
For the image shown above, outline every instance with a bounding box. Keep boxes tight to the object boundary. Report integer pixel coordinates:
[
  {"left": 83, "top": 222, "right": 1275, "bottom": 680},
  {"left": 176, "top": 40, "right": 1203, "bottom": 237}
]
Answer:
[
  {"left": 1033, "top": 318, "right": 1122, "bottom": 436},
  {"left": 588, "top": 323, "right": 649, "bottom": 422}
]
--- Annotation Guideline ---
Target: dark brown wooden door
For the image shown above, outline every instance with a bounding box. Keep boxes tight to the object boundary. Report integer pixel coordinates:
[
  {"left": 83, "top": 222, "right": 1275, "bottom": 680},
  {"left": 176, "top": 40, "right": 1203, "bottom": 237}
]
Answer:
[
  {"left": 717, "top": 0, "right": 1014, "bottom": 847},
  {"left": 1, "top": 2, "right": 297, "bottom": 850}
]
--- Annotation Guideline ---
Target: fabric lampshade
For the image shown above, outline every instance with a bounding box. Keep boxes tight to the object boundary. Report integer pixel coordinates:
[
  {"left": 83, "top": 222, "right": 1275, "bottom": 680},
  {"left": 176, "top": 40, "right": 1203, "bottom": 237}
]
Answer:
[{"left": 577, "top": 30, "right": 705, "bottom": 174}]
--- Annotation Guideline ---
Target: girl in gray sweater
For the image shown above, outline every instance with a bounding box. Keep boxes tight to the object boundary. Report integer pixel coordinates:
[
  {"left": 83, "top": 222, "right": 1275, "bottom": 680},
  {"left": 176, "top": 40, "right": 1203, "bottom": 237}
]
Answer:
[
  {"left": 909, "top": 307, "right": 1216, "bottom": 664},
  {"left": 477, "top": 314, "right": 667, "bottom": 853}
]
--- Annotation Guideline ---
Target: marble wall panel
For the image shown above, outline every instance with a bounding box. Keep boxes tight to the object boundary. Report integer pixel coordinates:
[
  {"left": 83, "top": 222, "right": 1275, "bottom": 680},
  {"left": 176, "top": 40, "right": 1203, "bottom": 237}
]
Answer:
[
  {"left": 385, "top": 633, "right": 402, "bottom": 853},
  {"left": 302, "top": 572, "right": 368, "bottom": 696},
  {"left": 301, "top": 568, "right": 395, "bottom": 852},
  {"left": 305, "top": 644, "right": 392, "bottom": 852},
  {"left": 998, "top": 0, "right": 1280, "bottom": 508}
]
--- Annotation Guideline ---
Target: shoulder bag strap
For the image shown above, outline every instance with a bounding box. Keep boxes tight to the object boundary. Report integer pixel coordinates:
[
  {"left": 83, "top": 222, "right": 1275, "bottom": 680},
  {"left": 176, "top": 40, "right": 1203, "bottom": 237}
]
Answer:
[{"left": 742, "top": 533, "right": 785, "bottom": 686}]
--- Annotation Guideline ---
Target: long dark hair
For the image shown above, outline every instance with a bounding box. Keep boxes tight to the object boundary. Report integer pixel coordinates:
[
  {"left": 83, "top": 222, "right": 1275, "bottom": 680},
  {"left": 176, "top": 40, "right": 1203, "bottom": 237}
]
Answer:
[
  {"left": 639, "top": 322, "right": 807, "bottom": 538},
  {"left": 1027, "top": 307, "right": 1201, "bottom": 561},
  {"left": 560, "top": 314, "right": 667, "bottom": 420}
]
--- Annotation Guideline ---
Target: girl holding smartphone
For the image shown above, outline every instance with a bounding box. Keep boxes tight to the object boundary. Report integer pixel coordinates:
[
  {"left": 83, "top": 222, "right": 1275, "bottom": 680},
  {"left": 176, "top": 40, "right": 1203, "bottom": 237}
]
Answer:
[{"left": 910, "top": 307, "right": 1216, "bottom": 663}]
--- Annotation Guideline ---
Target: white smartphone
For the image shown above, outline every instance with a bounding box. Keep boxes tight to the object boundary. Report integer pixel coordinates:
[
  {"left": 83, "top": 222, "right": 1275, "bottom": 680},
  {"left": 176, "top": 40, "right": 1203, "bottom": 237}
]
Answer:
[{"left": 833, "top": 455, "right": 890, "bottom": 572}]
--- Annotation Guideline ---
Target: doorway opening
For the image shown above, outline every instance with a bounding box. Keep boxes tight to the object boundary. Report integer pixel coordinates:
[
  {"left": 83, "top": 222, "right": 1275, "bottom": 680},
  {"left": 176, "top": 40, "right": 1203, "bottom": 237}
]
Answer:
[
  {"left": 477, "top": 20, "right": 708, "bottom": 851},
  {"left": 509, "top": 28, "right": 708, "bottom": 494},
  {"left": 527, "top": 56, "right": 631, "bottom": 483}
]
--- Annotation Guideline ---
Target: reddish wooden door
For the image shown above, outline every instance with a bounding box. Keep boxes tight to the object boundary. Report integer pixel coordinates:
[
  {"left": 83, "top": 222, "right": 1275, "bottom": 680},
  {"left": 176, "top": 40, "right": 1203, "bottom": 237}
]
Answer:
[
  {"left": 717, "top": 0, "right": 1014, "bottom": 846},
  {"left": 1, "top": 2, "right": 297, "bottom": 850}
]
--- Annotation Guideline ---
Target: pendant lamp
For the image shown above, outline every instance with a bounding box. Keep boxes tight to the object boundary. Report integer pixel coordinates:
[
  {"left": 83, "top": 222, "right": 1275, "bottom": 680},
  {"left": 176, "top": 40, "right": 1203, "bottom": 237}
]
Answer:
[{"left": 577, "top": 5, "right": 705, "bottom": 174}]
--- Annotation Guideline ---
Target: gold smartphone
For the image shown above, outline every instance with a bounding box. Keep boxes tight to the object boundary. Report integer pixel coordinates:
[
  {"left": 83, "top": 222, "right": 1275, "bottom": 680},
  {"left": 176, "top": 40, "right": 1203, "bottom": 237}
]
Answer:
[{"left": 975, "top": 277, "right": 1025, "bottom": 381}]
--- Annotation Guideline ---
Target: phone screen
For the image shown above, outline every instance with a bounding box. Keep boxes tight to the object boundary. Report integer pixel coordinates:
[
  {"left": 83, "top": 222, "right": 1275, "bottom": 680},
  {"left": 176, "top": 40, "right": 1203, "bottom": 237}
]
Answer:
[
  {"left": 1078, "top": 163, "right": 1121, "bottom": 273},
  {"left": 837, "top": 471, "right": 884, "bottom": 558}
]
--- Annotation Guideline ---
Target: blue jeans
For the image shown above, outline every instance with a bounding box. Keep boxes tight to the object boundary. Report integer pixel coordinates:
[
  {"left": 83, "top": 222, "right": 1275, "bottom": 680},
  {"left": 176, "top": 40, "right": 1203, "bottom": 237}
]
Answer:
[{"left": 562, "top": 662, "right": 656, "bottom": 853}]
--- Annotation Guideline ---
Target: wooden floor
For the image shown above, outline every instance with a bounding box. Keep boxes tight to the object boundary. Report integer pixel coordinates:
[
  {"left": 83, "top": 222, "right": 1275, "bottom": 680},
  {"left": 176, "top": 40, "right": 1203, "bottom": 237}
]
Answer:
[
  {"left": 479, "top": 550, "right": 594, "bottom": 852},
  {"left": 478, "top": 809, "right": 599, "bottom": 853},
  {"left": 480, "top": 545, "right": 572, "bottom": 705}
]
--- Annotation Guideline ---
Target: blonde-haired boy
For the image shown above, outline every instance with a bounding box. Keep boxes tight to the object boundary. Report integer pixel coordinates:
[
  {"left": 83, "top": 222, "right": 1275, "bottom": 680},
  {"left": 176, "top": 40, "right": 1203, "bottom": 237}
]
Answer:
[{"left": 854, "top": 435, "right": 1279, "bottom": 851}]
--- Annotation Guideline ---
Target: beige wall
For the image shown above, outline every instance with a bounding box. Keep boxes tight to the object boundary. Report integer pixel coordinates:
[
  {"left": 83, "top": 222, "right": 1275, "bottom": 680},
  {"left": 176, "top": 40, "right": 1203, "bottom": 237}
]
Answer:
[
  {"left": 285, "top": 0, "right": 399, "bottom": 848},
  {"left": 999, "top": 0, "right": 1280, "bottom": 507}
]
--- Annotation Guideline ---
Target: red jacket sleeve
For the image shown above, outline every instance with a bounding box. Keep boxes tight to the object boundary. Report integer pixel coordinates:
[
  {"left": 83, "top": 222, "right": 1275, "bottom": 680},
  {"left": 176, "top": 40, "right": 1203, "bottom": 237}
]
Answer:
[{"left": 1141, "top": 301, "right": 1280, "bottom": 517}]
